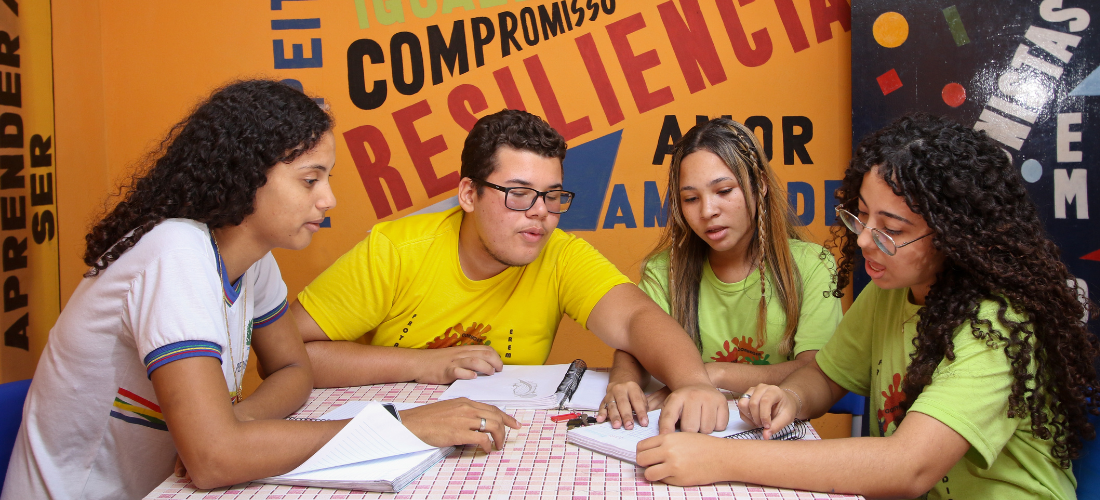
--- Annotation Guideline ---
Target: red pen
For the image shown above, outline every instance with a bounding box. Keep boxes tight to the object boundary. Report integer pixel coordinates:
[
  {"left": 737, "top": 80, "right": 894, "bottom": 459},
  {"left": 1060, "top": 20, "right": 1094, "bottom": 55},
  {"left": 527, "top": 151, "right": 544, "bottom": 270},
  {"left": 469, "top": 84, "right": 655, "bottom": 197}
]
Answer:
[{"left": 550, "top": 412, "right": 581, "bottom": 422}]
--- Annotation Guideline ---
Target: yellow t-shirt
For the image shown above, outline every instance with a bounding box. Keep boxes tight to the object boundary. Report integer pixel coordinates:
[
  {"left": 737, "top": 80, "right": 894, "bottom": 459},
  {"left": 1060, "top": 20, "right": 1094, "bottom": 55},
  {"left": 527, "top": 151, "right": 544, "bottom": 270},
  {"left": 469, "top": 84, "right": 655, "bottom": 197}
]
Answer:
[
  {"left": 816, "top": 283, "right": 1075, "bottom": 500},
  {"left": 298, "top": 207, "right": 632, "bottom": 365}
]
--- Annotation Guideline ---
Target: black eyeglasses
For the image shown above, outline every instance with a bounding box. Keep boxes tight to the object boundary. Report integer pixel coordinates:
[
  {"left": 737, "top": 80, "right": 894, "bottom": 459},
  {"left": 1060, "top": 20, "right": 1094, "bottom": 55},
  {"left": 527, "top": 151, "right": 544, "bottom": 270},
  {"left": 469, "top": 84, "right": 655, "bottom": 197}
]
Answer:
[
  {"left": 473, "top": 179, "right": 575, "bottom": 214},
  {"left": 835, "top": 207, "right": 933, "bottom": 256}
]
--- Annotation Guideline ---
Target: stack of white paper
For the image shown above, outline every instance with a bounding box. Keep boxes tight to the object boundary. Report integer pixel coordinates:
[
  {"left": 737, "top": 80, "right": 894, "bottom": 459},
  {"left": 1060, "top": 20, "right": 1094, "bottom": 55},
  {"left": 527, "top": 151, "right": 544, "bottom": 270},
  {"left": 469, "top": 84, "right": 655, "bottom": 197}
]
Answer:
[{"left": 257, "top": 402, "right": 453, "bottom": 492}]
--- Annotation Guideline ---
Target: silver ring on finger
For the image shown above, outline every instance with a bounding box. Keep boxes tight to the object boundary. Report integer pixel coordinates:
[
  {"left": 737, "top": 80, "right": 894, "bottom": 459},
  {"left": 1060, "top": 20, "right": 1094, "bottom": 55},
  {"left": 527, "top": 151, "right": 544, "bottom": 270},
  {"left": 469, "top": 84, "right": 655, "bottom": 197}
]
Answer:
[
  {"left": 479, "top": 418, "right": 486, "bottom": 433},
  {"left": 740, "top": 393, "right": 752, "bottom": 399}
]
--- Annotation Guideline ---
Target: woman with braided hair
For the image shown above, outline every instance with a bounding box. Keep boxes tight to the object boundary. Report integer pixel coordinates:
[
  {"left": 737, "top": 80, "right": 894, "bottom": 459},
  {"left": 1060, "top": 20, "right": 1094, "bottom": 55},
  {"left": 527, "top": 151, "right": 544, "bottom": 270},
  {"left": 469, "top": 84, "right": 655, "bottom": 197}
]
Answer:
[
  {"left": 635, "top": 113, "right": 1099, "bottom": 499},
  {"left": 597, "top": 118, "right": 841, "bottom": 429}
]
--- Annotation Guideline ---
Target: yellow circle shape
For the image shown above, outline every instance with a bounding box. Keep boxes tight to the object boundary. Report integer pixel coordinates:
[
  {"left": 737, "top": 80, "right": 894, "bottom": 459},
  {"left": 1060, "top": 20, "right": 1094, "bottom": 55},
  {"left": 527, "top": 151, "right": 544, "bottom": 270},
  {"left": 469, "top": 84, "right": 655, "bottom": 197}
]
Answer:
[{"left": 873, "top": 12, "right": 909, "bottom": 48}]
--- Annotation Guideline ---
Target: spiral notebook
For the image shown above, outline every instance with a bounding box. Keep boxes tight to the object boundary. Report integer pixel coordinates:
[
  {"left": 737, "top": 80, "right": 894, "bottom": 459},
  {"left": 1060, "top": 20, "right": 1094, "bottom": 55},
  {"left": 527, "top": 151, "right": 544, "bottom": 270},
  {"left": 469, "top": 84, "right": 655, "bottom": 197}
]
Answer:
[{"left": 566, "top": 408, "right": 809, "bottom": 464}]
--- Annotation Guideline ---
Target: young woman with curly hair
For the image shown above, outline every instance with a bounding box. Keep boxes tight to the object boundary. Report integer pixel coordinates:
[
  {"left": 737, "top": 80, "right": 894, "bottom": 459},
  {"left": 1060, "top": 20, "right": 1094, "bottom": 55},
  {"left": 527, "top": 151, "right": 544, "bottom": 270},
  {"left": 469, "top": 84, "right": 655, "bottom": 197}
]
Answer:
[
  {"left": 596, "top": 118, "right": 841, "bottom": 430},
  {"left": 1, "top": 80, "right": 516, "bottom": 500},
  {"left": 634, "top": 113, "right": 1098, "bottom": 499}
]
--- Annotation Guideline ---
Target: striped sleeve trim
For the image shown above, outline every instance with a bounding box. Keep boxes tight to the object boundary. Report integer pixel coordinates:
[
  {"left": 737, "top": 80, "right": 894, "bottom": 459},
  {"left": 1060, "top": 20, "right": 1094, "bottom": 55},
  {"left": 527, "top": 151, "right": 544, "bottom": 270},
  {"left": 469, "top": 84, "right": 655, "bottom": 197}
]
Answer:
[
  {"left": 254, "top": 298, "right": 289, "bottom": 329},
  {"left": 143, "top": 340, "right": 222, "bottom": 379}
]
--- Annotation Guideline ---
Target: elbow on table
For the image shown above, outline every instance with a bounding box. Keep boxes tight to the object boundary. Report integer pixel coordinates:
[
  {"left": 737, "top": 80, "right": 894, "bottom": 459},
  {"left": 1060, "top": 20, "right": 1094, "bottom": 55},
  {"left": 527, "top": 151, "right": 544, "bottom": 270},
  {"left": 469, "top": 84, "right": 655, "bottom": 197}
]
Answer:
[
  {"left": 875, "top": 464, "right": 943, "bottom": 500},
  {"left": 181, "top": 444, "right": 255, "bottom": 490},
  {"left": 904, "top": 467, "right": 946, "bottom": 499},
  {"left": 188, "top": 471, "right": 233, "bottom": 491},
  {"left": 186, "top": 466, "right": 233, "bottom": 490},
  {"left": 872, "top": 484, "right": 929, "bottom": 500}
]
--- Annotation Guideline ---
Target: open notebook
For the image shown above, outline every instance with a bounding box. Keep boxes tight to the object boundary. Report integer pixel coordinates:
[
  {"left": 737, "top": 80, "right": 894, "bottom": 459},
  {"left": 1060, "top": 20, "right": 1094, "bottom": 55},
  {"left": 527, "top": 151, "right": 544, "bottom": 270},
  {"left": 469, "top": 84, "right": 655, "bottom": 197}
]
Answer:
[
  {"left": 438, "top": 360, "right": 666, "bottom": 410},
  {"left": 566, "top": 408, "right": 809, "bottom": 464},
  {"left": 256, "top": 402, "right": 452, "bottom": 492}
]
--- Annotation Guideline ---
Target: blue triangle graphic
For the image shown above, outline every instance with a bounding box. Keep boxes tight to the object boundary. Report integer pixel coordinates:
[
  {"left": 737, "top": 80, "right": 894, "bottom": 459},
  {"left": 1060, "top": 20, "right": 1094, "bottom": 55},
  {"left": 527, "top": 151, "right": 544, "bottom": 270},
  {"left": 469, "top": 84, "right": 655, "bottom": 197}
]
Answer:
[
  {"left": 1070, "top": 65, "right": 1100, "bottom": 96},
  {"left": 558, "top": 131, "right": 623, "bottom": 231}
]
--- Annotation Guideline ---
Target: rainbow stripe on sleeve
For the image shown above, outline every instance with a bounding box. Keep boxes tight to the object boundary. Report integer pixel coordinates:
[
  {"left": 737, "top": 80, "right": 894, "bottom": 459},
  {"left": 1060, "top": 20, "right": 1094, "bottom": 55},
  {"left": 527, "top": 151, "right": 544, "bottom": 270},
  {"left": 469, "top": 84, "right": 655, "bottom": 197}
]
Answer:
[
  {"left": 253, "top": 298, "right": 288, "bottom": 329},
  {"left": 109, "top": 387, "right": 168, "bottom": 431},
  {"left": 143, "top": 340, "right": 222, "bottom": 378}
]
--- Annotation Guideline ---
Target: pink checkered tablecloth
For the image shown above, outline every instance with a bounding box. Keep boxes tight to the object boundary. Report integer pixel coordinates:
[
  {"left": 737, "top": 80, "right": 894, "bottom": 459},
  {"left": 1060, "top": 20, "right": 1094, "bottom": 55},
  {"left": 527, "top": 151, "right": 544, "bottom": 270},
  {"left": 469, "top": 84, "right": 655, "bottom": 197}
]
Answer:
[{"left": 144, "top": 382, "right": 861, "bottom": 500}]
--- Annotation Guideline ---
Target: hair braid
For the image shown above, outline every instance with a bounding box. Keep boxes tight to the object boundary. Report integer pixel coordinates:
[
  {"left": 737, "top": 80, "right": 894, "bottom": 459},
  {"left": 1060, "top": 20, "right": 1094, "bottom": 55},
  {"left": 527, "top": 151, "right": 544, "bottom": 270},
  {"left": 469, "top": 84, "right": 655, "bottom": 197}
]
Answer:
[{"left": 755, "top": 192, "right": 769, "bottom": 350}]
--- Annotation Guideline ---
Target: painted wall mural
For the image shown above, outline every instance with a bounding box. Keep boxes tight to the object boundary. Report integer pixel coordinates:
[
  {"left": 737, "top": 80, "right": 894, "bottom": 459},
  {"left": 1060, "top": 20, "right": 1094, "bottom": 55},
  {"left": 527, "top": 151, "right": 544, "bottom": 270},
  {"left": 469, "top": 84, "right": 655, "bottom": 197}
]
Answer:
[
  {"left": 263, "top": 0, "right": 856, "bottom": 365},
  {"left": 34, "top": 0, "right": 854, "bottom": 377},
  {"left": 851, "top": 0, "right": 1097, "bottom": 333}
]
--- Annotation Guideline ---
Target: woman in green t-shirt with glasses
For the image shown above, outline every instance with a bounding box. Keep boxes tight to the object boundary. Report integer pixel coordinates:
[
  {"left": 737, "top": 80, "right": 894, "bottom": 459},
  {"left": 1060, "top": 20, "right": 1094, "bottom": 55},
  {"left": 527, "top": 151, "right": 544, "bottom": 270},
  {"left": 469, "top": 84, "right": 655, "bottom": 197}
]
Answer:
[
  {"left": 597, "top": 118, "right": 842, "bottom": 430},
  {"left": 635, "top": 113, "right": 1098, "bottom": 500}
]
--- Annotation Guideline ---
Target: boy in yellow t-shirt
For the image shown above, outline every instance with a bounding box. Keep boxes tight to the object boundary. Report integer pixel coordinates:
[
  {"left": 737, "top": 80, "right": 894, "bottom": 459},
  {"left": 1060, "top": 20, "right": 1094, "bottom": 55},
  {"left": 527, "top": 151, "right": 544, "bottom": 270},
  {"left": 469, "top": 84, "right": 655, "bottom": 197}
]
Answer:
[
  {"left": 292, "top": 110, "right": 729, "bottom": 435},
  {"left": 297, "top": 205, "right": 624, "bottom": 366}
]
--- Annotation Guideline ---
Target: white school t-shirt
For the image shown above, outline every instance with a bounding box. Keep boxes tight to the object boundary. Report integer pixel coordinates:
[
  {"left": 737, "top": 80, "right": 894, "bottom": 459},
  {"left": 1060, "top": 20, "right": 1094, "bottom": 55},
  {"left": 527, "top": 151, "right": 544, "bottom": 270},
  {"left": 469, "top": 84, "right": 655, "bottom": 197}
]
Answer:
[{"left": 0, "top": 219, "right": 289, "bottom": 500}]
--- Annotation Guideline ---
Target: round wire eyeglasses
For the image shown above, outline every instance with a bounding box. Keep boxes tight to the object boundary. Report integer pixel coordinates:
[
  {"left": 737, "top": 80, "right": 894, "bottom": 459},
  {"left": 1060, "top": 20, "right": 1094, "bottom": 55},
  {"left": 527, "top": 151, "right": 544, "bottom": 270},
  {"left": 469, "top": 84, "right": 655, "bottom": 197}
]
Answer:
[{"left": 835, "top": 207, "right": 932, "bottom": 256}]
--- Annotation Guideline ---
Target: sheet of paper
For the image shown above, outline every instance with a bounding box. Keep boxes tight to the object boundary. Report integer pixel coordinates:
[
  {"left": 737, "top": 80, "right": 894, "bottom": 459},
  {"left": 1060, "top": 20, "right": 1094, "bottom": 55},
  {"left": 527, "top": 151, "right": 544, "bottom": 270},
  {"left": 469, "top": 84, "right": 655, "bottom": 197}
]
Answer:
[
  {"left": 438, "top": 364, "right": 571, "bottom": 404},
  {"left": 566, "top": 372, "right": 667, "bottom": 410},
  {"left": 317, "top": 401, "right": 422, "bottom": 421},
  {"left": 286, "top": 402, "right": 435, "bottom": 475}
]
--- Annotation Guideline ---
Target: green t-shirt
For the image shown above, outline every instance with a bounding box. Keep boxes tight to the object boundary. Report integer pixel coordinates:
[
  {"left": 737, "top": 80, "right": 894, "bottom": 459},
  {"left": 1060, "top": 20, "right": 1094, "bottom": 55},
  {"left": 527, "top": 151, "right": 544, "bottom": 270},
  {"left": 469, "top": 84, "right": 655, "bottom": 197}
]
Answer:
[
  {"left": 817, "top": 282, "right": 1075, "bottom": 500},
  {"left": 639, "top": 239, "right": 841, "bottom": 364}
]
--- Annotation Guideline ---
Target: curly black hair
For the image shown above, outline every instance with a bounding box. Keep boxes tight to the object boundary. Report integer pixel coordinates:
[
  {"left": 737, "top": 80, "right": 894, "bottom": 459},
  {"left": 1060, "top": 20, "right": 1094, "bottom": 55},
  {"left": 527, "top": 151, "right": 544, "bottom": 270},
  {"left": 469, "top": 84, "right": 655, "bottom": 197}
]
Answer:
[
  {"left": 828, "top": 113, "right": 1099, "bottom": 466},
  {"left": 459, "top": 109, "right": 566, "bottom": 194},
  {"left": 83, "top": 79, "right": 333, "bottom": 276}
]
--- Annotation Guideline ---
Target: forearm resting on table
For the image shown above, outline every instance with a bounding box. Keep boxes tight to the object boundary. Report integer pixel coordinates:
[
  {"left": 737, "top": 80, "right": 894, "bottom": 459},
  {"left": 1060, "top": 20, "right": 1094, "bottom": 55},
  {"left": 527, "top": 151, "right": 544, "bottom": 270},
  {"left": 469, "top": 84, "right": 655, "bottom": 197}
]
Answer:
[
  {"left": 304, "top": 341, "right": 429, "bottom": 387},
  {"left": 291, "top": 299, "right": 424, "bottom": 387},
  {"left": 183, "top": 418, "right": 347, "bottom": 489},
  {"left": 153, "top": 357, "right": 349, "bottom": 489},
  {"left": 683, "top": 429, "right": 960, "bottom": 499},
  {"left": 711, "top": 351, "right": 816, "bottom": 395}
]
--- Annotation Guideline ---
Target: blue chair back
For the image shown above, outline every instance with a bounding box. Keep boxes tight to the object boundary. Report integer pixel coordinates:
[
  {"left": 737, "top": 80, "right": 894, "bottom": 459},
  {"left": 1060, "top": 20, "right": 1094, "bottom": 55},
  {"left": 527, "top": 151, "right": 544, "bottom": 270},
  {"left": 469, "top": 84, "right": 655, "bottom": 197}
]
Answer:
[
  {"left": 1074, "top": 411, "right": 1100, "bottom": 497},
  {"left": 828, "top": 392, "right": 868, "bottom": 437},
  {"left": 829, "top": 392, "right": 867, "bottom": 416},
  {"left": 0, "top": 378, "right": 31, "bottom": 493}
]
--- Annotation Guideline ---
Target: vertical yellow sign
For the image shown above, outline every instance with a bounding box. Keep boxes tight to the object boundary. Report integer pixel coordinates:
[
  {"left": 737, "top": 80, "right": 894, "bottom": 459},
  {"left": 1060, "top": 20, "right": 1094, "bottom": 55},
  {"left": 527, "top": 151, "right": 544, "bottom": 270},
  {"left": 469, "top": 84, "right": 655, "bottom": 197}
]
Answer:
[{"left": 0, "top": 1, "right": 59, "bottom": 383}]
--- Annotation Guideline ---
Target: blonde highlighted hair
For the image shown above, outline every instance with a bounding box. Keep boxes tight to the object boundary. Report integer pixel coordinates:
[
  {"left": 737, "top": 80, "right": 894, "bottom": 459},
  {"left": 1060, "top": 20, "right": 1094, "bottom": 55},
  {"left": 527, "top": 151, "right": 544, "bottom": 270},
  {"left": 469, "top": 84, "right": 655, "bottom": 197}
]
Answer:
[{"left": 642, "top": 118, "right": 807, "bottom": 356}]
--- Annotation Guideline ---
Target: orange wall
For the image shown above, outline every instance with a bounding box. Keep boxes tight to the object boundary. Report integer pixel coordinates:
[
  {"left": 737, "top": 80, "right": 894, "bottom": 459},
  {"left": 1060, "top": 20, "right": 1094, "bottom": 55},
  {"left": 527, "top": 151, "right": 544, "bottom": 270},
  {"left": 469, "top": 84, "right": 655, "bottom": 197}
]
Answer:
[{"left": 50, "top": 1, "right": 852, "bottom": 391}]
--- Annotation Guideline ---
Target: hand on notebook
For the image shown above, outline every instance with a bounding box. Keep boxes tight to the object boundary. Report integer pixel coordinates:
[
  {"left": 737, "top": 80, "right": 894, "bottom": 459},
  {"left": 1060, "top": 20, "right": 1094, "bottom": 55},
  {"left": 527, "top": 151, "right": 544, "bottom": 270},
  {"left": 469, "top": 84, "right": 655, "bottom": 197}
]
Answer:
[
  {"left": 399, "top": 397, "right": 521, "bottom": 453},
  {"left": 736, "top": 383, "right": 798, "bottom": 440},
  {"left": 636, "top": 432, "right": 732, "bottom": 486},
  {"left": 596, "top": 380, "right": 651, "bottom": 429},
  {"left": 659, "top": 384, "right": 729, "bottom": 434},
  {"left": 412, "top": 346, "right": 504, "bottom": 384}
]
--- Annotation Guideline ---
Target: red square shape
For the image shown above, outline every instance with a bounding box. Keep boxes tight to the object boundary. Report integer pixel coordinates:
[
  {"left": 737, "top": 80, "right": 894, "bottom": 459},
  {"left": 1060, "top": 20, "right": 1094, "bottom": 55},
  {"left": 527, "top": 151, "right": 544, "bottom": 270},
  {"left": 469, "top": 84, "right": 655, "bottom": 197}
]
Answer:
[{"left": 877, "top": 69, "right": 903, "bottom": 95}]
